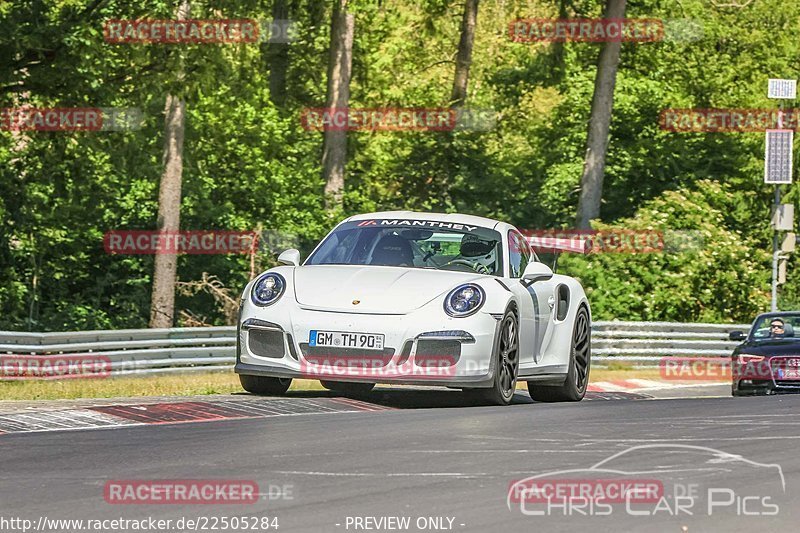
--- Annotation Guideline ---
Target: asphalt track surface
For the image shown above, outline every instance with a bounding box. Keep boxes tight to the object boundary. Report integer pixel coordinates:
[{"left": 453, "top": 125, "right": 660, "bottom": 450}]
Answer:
[{"left": 1, "top": 385, "right": 799, "bottom": 533}]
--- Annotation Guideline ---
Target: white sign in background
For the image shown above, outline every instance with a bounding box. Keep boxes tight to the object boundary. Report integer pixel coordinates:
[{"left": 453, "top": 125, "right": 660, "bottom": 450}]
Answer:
[
  {"left": 768, "top": 79, "right": 797, "bottom": 100},
  {"left": 765, "top": 129, "right": 793, "bottom": 184}
]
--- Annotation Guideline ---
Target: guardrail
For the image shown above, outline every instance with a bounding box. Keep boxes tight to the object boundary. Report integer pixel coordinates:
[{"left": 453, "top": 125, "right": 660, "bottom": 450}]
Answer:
[
  {"left": 0, "top": 321, "right": 749, "bottom": 377},
  {"left": 0, "top": 327, "right": 236, "bottom": 376},
  {"left": 592, "top": 320, "right": 748, "bottom": 365}
]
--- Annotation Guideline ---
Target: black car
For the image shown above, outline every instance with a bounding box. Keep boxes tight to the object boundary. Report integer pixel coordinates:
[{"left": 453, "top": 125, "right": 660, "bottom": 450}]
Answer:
[{"left": 730, "top": 312, "right": 800, "bottom": 396}]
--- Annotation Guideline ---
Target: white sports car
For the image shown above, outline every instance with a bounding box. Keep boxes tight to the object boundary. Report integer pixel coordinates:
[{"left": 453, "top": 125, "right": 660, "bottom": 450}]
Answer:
[{"left": 235, "top": 211, "right": 591, "bottom": 405}]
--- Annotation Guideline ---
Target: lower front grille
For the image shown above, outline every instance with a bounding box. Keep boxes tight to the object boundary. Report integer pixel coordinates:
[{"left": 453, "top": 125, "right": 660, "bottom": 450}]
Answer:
[
  {"left": 248, "top": 329, "right": 285, "bottom": 358},
  {"left": 414, "top": 339, "right": 461, "bottom": 367}
]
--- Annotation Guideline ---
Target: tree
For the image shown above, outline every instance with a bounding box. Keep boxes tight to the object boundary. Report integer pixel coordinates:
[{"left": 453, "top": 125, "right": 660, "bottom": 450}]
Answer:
[
  {"left": 575, "top": 0, "right": 626, "bottom": 229},
  {"left": 149, "top": 0, "right": 190, "bottom": 328},
  {"left": 264, "top": 0, "right": 290, "bottom": 107},
  {"left": 450, "top": 0, "right": 479, "bottom": 107},
  {"left": 321, "top": 0, "right": 354, "bottom": 207}
]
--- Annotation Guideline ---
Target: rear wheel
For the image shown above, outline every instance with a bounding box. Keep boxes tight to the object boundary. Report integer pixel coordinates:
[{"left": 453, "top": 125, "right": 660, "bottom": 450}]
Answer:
[
  {"left": 529, "top": 306, "right": 590, "bottom": 402},
  {"left": 466, "top": 309, "right": 519, "bottom": 406},
  {"left": 320, "top": 381, "right": 375, "bottom": 395},
  {"left": 239, "top": 374, "right": 292, "bottom": 395}
]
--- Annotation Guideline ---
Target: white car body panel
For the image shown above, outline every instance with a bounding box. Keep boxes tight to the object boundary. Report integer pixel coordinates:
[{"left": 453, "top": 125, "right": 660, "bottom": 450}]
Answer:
[{"left": 293, "top": 265, "right": 481, "bottom": 314}]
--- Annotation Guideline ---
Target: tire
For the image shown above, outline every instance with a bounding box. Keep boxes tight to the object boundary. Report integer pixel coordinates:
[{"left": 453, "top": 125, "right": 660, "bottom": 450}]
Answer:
[
  {"left": 529, "top": 305, "right": 590, "bottom": 402},
  {"left": 466, "top": 309, "right": 519, "bottom": 406},
  {"left": 320, "top": 381, "right": 375, "bottom": 395},
  {"left": 239, "top": 374, "right": 292, "bottom": 395}
]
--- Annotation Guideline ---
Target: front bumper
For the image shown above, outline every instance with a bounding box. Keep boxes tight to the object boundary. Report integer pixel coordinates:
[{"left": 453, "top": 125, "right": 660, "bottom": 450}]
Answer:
[
  {"left": 235, "top": 300, "right": 501, "bottom": 388},
  {"left": 733, "top": 356, "right": 800, "bottom": 395}
]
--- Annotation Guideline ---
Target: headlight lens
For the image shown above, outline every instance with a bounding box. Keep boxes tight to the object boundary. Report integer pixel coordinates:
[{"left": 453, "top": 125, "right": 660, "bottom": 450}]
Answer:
[
  {"left": 251, "top": 273, "right": 286, "bottom": 306},
  {"left": 737, "top": 354, "right": 765, "bottom": 364},
  {"left": 444, "top": 284, "right": 485, "bottom": 317}
]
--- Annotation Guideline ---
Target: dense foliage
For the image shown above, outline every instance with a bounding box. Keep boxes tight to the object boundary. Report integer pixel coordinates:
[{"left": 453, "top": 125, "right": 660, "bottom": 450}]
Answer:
[{"left": 1, "top": 0, "right": 799, "bottom": 330}]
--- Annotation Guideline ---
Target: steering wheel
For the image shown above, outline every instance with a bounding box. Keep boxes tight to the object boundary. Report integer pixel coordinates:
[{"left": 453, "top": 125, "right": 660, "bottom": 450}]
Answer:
[{"left": 442, "top": 259, "right": 490, "bottom": 275}]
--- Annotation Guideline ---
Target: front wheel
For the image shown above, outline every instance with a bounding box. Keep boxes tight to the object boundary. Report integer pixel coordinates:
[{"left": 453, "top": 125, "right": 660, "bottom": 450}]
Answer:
[
  {"left": 529, "top": 305, "right": 591, "bottom": 402},
  {"left": 466, "top": 309, "right": 519, "bottom": 406},
  {"left": 239, "top": 374, "right": 292, "bottom": 395},
  {"left": 320, "top": 381, "right": 375, "bottom": 395}
]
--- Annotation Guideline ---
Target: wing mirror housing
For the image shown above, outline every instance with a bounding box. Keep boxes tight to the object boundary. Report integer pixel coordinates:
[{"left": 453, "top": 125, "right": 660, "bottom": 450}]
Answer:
[
  {"left": 729, "top": 330, "right": 746, "bottom": 342},
  {"left": 521, "top": 262, "right": 554, "bottom": 286},
  {"left": 277, "top": 248, "right": 301, "bottom": 266}
]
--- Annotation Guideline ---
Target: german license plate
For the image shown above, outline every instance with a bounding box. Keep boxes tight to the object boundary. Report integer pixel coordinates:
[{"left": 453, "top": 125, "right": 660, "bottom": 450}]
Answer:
[
  {"left": 778, "top": 368, "right": 800, "bottom": 380},
  {"left": 309, "top": 330, "right": 385, "bottom": 351}
]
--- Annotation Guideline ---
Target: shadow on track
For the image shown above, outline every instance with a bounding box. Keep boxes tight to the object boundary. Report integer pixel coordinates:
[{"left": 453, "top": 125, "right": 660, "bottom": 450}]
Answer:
[{"left": 232, "top": 387, "right": 651, "bottom": 409}]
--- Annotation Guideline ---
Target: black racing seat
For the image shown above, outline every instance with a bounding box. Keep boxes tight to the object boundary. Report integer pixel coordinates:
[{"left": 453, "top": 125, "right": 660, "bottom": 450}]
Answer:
[{"left": 370, "top": 234, "right": 414, "bottom": 266}]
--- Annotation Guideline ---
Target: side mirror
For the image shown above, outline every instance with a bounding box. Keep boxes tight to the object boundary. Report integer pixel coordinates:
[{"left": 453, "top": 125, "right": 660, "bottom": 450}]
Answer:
[
  {"left": 729, "top": 330, "right": 746, "bottom": 341},
  {"left": 521, "top": 262, "right": 554, "bottom": 286},
  {"left": 277, "top": 248, "right": 301, "bottom": 266}
]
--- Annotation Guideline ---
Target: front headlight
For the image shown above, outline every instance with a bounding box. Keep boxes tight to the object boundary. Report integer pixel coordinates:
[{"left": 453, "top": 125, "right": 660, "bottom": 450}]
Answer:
[
  {"left": 444, "top": 284, "right": 485, "bottom": 317},
  {"left": 737, "top": 354, "right": 765, "bottom": 365},
  {"left": 251, "top": 273, "right": 286, "bottom": 306}
]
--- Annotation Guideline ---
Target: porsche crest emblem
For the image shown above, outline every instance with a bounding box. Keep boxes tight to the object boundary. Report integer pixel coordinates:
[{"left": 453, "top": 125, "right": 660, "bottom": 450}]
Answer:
[{"left": 352, "top": 300, "right": 361, "bottom": 305}]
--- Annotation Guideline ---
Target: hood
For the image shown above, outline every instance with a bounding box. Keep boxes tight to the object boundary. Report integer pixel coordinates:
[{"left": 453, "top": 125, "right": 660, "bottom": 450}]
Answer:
[
  {"left": 739, "top": 339, "right": 800, "bottom": 357},
  {"left": 292, "top": 265, "right": 481, "bottom": 314}
]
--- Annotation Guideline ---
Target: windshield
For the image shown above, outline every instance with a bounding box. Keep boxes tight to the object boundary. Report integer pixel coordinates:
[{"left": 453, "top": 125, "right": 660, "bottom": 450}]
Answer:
[
  {"left": 306, "top": 220, "right": 503, "bottom": 276},
  {"left": 751, "top": 315, "right": 800, "bottom": 341}
]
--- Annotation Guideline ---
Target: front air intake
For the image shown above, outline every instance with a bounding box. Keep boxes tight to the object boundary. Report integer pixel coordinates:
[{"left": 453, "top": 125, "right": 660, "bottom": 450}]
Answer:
[
  {"left": 414, "top": 339, "right": 461, "bottom": 367},
  {"left": 248, "top": 329, "right": 285, "bottom": 358}
]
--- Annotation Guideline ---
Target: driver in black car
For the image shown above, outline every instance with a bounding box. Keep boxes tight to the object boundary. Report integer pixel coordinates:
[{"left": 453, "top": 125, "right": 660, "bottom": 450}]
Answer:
[{"left": 770, "top": 318, "right": 786, "bottom": 337}]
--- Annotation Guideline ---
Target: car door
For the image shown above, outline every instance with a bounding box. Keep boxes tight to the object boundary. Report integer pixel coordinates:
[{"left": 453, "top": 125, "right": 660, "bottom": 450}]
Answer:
[{"left": 507, "top": 229, "right": 556, "bottom": 364}]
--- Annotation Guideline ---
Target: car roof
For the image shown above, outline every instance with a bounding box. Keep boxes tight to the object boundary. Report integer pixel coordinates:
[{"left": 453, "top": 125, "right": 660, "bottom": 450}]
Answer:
[
  {"left": 753, "top": 311, "right": 800, "bottom": 322},
  {"left": 345, "top": 211, "right": 505, "bottom": 231}
]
